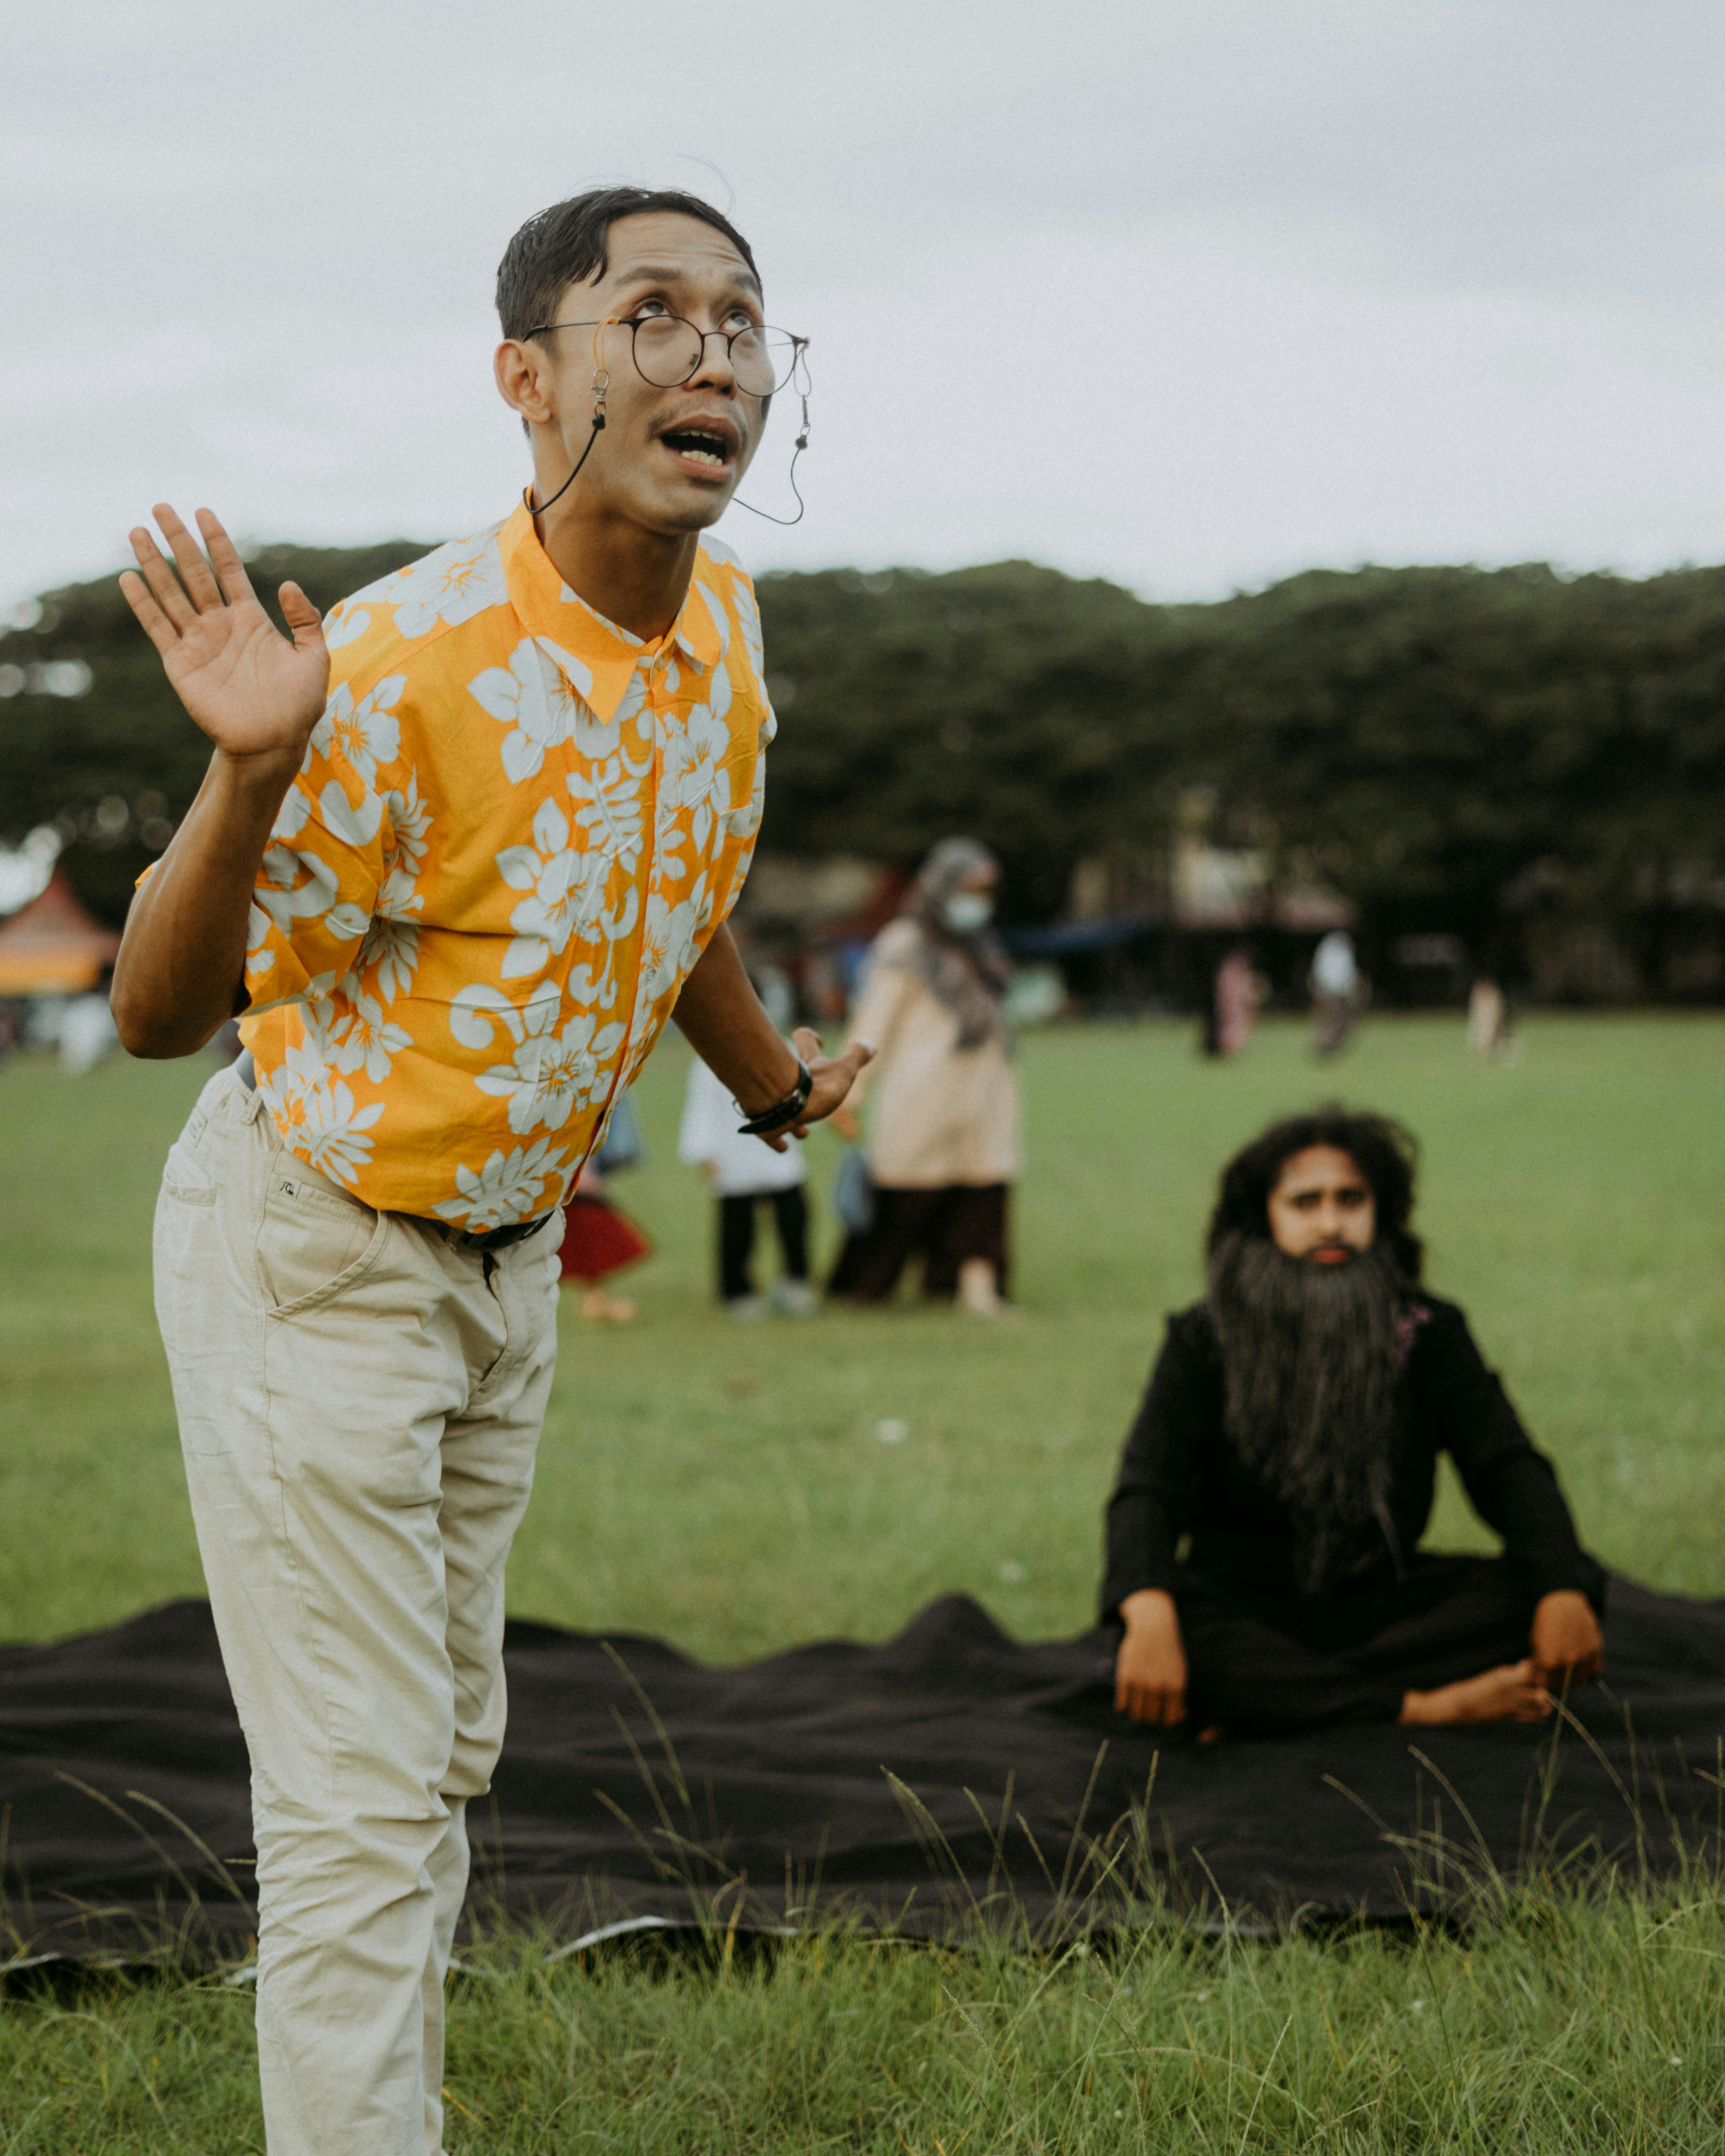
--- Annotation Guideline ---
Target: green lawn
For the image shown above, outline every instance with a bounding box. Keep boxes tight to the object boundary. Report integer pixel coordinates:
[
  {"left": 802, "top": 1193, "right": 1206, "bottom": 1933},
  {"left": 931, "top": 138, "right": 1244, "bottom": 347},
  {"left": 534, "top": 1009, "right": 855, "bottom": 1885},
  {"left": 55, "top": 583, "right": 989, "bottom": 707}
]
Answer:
[{"left": 3, "top": 1013, "right": 1724, "bottom": 2149}]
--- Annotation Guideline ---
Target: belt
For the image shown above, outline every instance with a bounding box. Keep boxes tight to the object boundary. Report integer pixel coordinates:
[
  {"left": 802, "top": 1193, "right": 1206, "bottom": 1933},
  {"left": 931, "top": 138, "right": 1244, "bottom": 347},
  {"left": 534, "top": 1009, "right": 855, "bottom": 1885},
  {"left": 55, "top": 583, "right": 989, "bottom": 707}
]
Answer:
[
  {"left": 438, "top": 1212, "right": 557, "bottom": 1254},
  {"left": 231, "top": 1049, "right": 557, "bottom": 1256}
]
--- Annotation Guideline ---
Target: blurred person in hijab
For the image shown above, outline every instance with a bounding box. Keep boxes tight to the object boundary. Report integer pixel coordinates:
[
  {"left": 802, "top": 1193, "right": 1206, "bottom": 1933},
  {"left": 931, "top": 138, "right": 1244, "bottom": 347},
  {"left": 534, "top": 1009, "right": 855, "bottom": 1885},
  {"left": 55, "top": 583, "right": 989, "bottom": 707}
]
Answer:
[{"left": 828, "top": 839, "right": 1019, "bottom": 1315}]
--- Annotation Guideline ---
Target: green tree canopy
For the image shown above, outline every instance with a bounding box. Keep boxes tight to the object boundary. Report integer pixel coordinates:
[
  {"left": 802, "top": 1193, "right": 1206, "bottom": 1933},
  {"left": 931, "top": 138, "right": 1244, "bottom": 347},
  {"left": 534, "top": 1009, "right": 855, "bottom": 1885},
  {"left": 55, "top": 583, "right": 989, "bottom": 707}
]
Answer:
[{"left": 4, "top": 540, "right": 1721, "bottom": 986}]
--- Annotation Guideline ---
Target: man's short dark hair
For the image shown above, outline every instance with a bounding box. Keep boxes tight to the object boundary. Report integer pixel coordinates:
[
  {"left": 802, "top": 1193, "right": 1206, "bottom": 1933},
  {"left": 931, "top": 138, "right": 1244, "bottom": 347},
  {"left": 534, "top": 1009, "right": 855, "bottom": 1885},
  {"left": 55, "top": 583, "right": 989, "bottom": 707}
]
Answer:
[
  {"left": 1207, "top": 1106, "right": 1424, "bottom": 1281},
  {"left": 496, "top": 188, "right": 761, "bottom": 343}
]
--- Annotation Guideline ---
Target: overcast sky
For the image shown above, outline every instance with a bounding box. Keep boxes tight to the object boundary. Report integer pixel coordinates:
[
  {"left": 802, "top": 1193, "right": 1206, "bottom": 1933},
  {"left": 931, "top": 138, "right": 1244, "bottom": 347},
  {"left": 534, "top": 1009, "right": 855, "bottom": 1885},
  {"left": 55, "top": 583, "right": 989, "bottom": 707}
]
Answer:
[{"left": 4, "top": 0, "right": 1723, "bottom": 612}]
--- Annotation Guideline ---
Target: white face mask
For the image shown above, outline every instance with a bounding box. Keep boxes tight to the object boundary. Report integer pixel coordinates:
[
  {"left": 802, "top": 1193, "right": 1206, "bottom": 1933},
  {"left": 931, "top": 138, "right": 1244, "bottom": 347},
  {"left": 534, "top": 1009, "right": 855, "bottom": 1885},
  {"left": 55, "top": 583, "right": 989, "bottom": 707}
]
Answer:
[{"left": 941, "top": 891, "right": 994, "bottom": 934}]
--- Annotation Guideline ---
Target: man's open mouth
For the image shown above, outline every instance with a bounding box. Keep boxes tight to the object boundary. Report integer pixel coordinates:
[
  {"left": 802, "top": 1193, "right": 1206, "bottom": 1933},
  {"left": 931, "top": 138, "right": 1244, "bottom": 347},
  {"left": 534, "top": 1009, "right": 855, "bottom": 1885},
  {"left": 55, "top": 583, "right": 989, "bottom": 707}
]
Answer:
[{"left": 660, "top": 427, "right": 735, "bottom": 470}]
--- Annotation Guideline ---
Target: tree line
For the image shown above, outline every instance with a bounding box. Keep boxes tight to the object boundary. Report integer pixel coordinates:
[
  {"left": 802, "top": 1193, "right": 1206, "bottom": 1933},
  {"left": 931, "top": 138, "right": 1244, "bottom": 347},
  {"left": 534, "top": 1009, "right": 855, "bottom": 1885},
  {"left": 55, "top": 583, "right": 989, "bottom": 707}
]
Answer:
[{"left": 3, "top": 539, "right": 1722, "bottom": 996}]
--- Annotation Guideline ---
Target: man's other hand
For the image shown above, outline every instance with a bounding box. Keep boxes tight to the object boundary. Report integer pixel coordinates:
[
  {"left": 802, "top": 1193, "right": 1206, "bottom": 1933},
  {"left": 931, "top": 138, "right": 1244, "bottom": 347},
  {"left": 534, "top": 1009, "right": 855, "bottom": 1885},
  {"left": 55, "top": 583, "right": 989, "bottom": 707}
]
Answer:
[
  {"left": 759, "top": 1026, "right": 874, "bottom": 1151},
  {"left": 1530, "top": 1590, "right": 1604, "bottom": 1690},
  {"left": 1114, "top": 1588, "right": 1188, "bottom": 1728},
  {"left": 119, "top": 506, "right": 329, "bottom": 761}
]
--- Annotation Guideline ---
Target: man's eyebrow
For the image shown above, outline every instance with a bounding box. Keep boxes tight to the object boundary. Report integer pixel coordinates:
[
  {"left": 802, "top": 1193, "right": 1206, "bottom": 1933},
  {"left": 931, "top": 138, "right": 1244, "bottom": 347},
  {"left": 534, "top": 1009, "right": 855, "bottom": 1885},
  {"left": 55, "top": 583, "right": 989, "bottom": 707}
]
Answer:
[{"left": 609, "top": 259, "right": 764, "bottom": 301}]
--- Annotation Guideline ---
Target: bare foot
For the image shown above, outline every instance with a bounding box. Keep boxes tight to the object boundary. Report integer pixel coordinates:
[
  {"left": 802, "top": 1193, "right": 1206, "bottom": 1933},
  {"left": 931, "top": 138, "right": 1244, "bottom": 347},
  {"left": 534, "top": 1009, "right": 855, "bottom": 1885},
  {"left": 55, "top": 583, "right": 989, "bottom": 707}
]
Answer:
[
  {"left": 1399, "top": 1658, "right": 1552, "bottom": 1726},
  {"left": 579, "top": 1289, "right": 637, "bottom": 1325}
]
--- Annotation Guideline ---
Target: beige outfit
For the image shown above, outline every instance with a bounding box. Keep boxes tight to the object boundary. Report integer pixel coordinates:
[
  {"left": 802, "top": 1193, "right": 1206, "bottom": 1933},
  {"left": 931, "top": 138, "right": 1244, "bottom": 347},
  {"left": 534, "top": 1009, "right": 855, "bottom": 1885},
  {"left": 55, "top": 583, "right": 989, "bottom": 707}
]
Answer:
[
  {"left": 154, "top": 1066, "right": 562, "bottom": 2156},
  {"left": 845, "top": 918, "right": 1020, "bottom": 1187}
]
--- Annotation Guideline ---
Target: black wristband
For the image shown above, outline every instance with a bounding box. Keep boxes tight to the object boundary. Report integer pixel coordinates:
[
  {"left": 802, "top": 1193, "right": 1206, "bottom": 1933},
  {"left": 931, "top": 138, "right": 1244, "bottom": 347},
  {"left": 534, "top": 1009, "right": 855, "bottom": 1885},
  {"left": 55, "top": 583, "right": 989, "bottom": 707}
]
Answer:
[{"left": 735, "top": 1058, "right": 813, "bottom": 1136}]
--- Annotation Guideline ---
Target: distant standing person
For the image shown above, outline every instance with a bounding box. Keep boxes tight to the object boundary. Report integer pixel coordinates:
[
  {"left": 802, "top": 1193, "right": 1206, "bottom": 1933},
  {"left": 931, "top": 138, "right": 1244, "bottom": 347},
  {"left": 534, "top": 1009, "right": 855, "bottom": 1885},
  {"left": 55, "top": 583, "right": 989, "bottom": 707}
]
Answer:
[
  {"left": 828, "top": 838, "right": 1019, "bottom": 1316},
  {"left": 1206, "top": 945, "right": 1265, "bottom": 1058},
  {"left": 680, "top": 1052, "right": 817, "bottom": 1318},
  {"left": 1466, "top": 977, "right": 1517, "bottom": 1061},
  {"left": 1310, "top": 929, "right": 1360, "bottom": 1058}
]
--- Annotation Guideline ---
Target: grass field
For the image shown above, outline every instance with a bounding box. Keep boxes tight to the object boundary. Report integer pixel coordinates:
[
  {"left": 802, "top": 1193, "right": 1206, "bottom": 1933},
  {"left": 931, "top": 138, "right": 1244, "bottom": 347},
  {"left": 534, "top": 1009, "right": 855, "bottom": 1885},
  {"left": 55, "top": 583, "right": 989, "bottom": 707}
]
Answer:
[{"left": 3, "top": 1013, "right": 1724, "bottom": 2150}]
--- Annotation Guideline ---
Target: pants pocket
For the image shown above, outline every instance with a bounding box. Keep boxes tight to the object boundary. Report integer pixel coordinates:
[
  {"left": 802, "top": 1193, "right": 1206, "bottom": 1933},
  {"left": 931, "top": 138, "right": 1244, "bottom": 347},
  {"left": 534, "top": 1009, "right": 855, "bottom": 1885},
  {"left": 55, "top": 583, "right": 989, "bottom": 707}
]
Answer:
[{"left": 256, "top": 1170, "right": 387, "bottom": 1315}]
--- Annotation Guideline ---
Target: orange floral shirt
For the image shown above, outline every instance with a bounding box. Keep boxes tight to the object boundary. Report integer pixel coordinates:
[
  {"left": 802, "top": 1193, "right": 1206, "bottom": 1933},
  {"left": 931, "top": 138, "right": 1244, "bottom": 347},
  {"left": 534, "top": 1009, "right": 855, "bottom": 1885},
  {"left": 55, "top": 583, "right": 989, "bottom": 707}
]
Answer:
[{"left": 237, "top": 503, "right": 773, "bottom": 1227}]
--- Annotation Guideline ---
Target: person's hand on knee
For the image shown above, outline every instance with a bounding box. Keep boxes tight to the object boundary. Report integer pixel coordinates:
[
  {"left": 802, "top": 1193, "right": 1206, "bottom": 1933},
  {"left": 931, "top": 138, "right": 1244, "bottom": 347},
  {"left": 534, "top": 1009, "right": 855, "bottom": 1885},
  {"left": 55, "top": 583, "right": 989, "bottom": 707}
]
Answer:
[
  {"left": 1530, "top": 1590, "right": 1604, "bottom": 1690},
  {"left": 1114, "top": 1589, "right": 1188, "bottom": 1727}
]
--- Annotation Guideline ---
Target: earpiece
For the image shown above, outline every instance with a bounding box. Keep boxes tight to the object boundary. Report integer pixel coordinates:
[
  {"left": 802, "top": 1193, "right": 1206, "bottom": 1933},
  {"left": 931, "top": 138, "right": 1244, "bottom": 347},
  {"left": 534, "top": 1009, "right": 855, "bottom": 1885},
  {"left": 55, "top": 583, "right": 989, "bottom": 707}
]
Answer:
[{"left": 523, "top": 378, "right": 608, "bottom": 518}]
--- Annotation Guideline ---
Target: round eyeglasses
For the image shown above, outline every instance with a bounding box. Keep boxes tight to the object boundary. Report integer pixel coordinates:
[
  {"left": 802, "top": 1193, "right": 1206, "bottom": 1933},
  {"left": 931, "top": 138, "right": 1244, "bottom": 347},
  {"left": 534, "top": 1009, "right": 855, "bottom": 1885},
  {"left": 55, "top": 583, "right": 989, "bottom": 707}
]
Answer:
[{"left": 525, "top": 314, "right": 807, "bottom": 399}]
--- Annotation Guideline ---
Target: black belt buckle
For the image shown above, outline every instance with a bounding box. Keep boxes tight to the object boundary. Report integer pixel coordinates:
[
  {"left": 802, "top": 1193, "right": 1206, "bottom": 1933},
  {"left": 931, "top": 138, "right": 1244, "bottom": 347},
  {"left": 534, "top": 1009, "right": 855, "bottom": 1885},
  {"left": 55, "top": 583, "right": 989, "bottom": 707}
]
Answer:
[{"left": 449, "top": 1213, "right": 551, "bottom": 1254}]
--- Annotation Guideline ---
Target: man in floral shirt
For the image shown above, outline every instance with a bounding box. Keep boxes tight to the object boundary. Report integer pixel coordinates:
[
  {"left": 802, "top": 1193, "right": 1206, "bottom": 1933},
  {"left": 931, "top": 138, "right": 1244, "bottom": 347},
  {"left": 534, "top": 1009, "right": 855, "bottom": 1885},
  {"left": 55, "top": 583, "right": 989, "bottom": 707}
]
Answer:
[{"left": 112, "top": 188, "right": 866, "bottom": 2156}]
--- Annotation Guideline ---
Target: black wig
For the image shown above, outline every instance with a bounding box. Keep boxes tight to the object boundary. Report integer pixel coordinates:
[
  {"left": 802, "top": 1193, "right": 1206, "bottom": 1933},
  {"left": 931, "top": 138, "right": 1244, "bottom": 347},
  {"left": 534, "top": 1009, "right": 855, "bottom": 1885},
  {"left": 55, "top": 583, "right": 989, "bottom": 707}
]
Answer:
[{"left": 1206, "top": 1105, "right": 1424, "bottom": 1283}]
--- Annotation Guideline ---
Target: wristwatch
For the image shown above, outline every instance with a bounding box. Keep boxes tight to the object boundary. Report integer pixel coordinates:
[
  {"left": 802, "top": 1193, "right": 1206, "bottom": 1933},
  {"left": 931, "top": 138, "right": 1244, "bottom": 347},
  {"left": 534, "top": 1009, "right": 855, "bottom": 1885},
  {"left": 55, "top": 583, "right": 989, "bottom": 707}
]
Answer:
[{"left": 735, "top": 1058, "right": 813, "bottom": 1137}]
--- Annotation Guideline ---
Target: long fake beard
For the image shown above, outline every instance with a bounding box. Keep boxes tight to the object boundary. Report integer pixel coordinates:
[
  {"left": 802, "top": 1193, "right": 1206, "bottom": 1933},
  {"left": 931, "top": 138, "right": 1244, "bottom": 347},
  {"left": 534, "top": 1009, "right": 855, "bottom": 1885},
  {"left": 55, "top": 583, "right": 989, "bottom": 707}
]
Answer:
[{"left": 1206, "top": 1230, "right": 1406, "bottom": 1595}]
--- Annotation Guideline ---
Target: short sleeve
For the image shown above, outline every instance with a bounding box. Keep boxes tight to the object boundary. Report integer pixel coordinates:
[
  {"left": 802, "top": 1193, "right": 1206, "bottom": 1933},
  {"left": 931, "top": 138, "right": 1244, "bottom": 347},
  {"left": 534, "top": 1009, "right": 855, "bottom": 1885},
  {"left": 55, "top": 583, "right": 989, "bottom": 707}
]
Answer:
[
  {"left": 242, "top": 673, "right": 403, "bottom": 1012},
  {"left": 709, "top": 573, "right": 773, "bottom": 929}
]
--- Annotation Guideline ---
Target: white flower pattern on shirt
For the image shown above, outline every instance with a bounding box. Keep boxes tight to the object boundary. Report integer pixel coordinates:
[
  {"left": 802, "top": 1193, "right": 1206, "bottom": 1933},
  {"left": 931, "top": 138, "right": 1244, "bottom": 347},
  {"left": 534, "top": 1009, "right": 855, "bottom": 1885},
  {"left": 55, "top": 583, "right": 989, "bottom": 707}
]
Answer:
[
  {"left": 434, "top": 1136, "right": 572, "bottom": 1230},
  {"left": 356, "top": 915, "right": 420, "bottom": 1007},
  {"left": 565, "top": 746, "right": 651, "bottom": 882},
  {"left": 469, "top": 636, "right": 621, "bottom": 781},
  {"left": 312, "top": 677, "right": 404, "bottom": 789},
  {"left": 380, "top": 534, "right": 510, "bottom": 641},
  {"left": 495, "top": 798, "right": 613, "bottom": 980},
  {"left": 636, "top": 877, "right": 710, "bottom": 1008}
]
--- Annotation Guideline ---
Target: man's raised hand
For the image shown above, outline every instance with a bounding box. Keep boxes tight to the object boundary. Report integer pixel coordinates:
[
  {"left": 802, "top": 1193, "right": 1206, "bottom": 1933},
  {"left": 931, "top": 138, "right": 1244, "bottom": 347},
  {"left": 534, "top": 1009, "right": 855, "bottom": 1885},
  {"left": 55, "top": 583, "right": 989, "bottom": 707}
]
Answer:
[{"left": 119, "top": 507, "right": 329, "bottom": 762}]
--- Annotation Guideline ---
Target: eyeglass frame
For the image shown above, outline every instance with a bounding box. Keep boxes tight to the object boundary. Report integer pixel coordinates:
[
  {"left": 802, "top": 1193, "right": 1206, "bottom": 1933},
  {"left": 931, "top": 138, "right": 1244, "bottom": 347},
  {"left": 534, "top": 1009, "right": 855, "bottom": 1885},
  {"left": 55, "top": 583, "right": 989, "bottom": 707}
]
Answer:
[{"left": 521, "top": 313, "right": 809, "bottom": 397}]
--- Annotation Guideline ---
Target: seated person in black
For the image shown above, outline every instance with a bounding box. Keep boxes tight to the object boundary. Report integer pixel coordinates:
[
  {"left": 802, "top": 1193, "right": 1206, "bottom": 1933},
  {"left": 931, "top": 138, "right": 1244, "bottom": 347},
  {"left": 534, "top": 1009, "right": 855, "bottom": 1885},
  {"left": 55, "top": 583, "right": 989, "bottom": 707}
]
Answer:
[{"left": 1103, "top": 1108, "right": 1605, "bottom": 1735}]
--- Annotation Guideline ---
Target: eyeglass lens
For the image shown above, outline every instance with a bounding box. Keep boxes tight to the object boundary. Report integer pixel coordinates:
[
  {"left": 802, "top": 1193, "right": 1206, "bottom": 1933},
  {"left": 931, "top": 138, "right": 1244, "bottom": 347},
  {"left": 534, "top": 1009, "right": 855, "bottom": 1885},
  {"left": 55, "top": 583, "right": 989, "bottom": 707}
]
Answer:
[{"left": 630, "top": 316, "right": 799, "bottom": 395}]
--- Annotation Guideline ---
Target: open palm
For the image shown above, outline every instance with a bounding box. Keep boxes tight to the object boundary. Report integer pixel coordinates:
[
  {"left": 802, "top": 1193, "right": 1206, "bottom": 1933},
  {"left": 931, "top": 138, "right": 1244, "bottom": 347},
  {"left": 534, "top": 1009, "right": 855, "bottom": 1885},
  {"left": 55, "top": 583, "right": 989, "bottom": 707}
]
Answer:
[{"left": 120, "top": 505, "right": 329, "bottom": 758}]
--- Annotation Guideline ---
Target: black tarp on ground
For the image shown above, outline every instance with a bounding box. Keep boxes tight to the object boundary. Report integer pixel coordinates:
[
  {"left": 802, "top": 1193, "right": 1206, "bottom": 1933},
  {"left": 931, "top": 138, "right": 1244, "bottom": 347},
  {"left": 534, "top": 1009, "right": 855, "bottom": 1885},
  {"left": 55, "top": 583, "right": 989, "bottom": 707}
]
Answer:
[{"left": 4, "top": 1578, "right": 1725, "bottom": 1968}]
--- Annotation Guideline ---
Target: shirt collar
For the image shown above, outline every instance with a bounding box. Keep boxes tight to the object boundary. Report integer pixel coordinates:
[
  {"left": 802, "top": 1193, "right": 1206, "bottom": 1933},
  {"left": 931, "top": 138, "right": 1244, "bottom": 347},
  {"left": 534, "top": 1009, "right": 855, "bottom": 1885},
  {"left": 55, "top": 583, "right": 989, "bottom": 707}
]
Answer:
[{"left": 497, "top": 502, "right": 724, "bottom": 722}]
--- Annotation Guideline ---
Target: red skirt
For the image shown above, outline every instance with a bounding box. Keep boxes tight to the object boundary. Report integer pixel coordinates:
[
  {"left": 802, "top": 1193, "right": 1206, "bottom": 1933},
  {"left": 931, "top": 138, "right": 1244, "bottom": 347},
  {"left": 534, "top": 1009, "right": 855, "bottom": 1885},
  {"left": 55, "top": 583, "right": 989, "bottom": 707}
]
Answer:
[{"left": 558, "top": 1195, "right": 653, "bottom": 1284}]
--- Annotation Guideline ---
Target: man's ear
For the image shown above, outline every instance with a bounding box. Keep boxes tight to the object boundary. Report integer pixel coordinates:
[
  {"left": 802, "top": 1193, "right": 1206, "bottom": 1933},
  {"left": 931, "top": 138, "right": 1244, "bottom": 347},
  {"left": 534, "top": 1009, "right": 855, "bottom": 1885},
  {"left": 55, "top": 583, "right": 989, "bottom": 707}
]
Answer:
[{"left": 495, "top": 339, "right": 555, "bottom": 430}]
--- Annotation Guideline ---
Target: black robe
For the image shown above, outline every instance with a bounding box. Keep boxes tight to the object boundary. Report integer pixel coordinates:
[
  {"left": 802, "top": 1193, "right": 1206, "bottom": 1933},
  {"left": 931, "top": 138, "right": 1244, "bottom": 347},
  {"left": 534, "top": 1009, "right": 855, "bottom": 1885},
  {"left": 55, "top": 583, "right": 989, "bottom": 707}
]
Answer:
[{"left": 1101, "top": 1294, "right": 1606, "bottom": 1729}]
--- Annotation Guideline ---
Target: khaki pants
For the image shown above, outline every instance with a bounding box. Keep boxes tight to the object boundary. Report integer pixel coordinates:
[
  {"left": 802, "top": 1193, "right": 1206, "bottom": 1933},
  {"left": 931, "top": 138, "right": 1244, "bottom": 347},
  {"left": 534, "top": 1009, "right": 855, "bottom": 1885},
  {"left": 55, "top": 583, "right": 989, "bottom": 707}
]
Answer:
[{"left": 153, "top": 1068, "right": 562, "bottom": 2156}]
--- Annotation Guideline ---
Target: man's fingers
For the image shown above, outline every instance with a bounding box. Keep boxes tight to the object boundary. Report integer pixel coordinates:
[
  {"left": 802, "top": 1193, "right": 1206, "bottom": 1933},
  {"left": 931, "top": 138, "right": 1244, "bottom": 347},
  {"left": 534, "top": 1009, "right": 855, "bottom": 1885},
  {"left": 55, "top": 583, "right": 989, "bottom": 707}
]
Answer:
[
  {"left": 198, "top": 509, "right": 259, "bottom": 609},
  {"left": 128, "top": 526, "right": 198, "bottom": 632},
  {"left": 153, "top": 504, "right": 224, "bottom": 612},
  {"left": 845, "top": 1035, "right": 877, "bottom": 1071},
  {"left": 117, "top": 569, "right": 182, "bottom": 657},
  {"left": 1116, "top": 1681, "right": 1186, "bottom": 1728},
  {"left": 280, "top": 582, "right": 328, "bottom": 652},
  {"left": 1546, "top": 1651, "right": 1602, "bottom": 1688}
]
